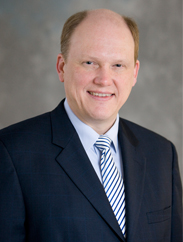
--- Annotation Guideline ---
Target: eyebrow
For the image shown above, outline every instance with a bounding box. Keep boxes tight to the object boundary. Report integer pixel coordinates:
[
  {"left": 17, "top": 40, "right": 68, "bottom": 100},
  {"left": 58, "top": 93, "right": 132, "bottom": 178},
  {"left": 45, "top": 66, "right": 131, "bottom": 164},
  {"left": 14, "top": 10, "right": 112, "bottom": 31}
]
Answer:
[{"left": 81, "top": 55, "right": 127, "bottom": 63}]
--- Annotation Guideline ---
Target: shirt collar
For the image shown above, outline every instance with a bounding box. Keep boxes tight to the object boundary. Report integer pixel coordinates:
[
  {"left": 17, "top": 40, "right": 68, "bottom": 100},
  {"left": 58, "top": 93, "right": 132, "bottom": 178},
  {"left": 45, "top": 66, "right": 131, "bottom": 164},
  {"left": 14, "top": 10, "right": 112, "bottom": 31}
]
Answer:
[{"left": 64, "top": 99, "right": 119, "bottom": 153}]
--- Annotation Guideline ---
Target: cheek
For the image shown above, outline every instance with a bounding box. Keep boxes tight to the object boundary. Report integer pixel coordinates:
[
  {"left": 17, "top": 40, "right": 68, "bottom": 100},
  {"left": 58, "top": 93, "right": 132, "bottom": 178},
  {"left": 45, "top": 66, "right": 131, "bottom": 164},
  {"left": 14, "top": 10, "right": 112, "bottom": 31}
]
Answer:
[
  {"left": 64, "top": 71, "right": 90, "bottom": 99},
  {"left": 117, "top": 75, "right": 133, "bottom": 89},
  {"left": 116, "top": 74, "right": 135, "bottom": 98},
  {"left": 73, "top": 70, "right": 94, "bottom": 91}
]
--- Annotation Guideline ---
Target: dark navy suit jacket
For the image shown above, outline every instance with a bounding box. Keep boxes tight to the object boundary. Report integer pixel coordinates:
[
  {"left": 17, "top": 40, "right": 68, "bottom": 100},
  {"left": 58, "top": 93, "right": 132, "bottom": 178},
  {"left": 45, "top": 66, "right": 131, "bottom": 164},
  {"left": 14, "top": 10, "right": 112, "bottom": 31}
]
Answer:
[{"left": 0, "top": 100, "right": 182, "bottom": 241}]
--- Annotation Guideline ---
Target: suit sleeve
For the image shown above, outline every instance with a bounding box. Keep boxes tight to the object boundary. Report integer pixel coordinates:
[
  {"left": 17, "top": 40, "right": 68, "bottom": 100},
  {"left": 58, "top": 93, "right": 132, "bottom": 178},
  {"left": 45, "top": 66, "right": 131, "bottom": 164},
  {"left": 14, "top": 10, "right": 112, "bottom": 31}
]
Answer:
[
  {"left": 171, "top": 143, "right": 182, "bottom": 242},
  {"left": 0, "top": 140, "right": 26, "bottom": 242}
]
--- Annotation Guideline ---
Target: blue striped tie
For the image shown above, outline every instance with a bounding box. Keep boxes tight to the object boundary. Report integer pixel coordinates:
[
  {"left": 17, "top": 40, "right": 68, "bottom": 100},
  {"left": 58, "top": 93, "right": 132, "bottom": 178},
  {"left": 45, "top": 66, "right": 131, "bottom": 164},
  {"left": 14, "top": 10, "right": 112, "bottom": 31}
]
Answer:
[{"left": 95, "top": 135, "right": 126, "bottom": 238}]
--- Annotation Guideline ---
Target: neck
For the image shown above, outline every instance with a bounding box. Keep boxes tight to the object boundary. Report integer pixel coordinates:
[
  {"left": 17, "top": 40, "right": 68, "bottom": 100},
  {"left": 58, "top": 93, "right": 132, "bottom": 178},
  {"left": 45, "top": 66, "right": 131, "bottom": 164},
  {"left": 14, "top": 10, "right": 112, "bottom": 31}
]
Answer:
[
  {"left": 64, "top": 99, "right": 117, "bottom": 135},
  {"left": 83, "top": 118, "right": 116, "bottom": 135}
]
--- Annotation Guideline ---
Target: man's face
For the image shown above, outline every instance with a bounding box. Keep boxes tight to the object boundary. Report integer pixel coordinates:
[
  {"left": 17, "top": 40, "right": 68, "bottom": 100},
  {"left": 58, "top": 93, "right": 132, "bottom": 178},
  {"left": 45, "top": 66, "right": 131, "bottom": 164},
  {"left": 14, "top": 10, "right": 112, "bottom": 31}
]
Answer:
[{"left": 57, "top": 13, "right": 139, "bottom": 132}]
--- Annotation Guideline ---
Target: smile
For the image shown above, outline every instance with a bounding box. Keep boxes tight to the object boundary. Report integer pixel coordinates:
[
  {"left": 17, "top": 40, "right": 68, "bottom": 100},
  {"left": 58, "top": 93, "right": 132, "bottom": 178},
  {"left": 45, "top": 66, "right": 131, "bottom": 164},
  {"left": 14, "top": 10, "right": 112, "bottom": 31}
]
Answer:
[{"left": 88, "top": 92, "right": 113, "bottom": 97}]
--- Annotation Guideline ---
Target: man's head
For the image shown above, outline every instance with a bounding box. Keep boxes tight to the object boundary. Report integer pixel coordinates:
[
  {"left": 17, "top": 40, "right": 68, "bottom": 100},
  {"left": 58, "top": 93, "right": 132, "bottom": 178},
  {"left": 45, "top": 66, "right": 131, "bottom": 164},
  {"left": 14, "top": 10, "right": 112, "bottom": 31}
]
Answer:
[
  {"left": 60, "top": 10, "right": 139, "bottom": 63},
  {"left": 57, "top": 9, "right": 140, "bottom": 134}
]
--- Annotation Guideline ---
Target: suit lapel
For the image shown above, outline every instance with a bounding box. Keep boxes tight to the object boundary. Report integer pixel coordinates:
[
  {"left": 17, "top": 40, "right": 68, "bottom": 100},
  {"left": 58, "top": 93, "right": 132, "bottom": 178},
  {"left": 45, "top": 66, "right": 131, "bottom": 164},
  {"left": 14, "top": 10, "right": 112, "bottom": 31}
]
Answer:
[
  {"left": 118, "top": 119, "right": 146, "bottom": 241},
  {"left": 51, "top": 100, "right": 124, "bottom": 241}
]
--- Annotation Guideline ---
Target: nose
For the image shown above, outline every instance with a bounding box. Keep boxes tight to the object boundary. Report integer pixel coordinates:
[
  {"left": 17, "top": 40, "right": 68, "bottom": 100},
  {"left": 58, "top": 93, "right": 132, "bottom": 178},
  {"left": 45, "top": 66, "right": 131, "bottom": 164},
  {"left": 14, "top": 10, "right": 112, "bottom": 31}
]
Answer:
[{"left": 93, "top": 66, "right": 113, "bottom": 86}]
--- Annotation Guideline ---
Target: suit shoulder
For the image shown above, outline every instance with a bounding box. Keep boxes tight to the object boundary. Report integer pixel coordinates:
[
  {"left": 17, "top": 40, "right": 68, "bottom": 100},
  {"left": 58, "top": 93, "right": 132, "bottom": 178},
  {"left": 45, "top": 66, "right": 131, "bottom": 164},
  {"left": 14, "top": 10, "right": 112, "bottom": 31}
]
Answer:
[
  {"left": 0, "top": 112, "right": 51, "bottom": 143},
  {"left": 120, "top": 118, "right": 172, "bottom": 145}
]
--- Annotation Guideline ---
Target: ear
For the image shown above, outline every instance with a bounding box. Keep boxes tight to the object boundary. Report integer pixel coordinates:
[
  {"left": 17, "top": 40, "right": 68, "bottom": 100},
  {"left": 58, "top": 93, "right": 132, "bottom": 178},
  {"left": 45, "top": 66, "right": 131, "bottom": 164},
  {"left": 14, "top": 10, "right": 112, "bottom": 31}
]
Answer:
[
  {"left": 132, "top": 60, "right": 140, "bottom": 86},
  {"left": 56, "top": 53, "right": 66, "bottom": 83}
]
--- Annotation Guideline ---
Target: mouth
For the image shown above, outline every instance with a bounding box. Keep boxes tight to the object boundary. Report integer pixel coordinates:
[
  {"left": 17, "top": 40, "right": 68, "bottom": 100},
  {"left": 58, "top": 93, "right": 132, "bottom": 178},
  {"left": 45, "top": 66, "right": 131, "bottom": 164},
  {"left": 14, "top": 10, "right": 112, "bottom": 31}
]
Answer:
[{"left": 88, "top": 91, "right": 113, "bottom": 97}]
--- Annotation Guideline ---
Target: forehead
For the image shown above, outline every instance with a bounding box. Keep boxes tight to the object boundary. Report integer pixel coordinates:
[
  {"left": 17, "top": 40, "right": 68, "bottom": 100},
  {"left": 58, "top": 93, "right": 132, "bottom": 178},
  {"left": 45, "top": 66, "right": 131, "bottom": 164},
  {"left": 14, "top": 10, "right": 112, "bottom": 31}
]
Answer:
[{"left": 68, "top": 13, "right": 134, "bottom": 57}]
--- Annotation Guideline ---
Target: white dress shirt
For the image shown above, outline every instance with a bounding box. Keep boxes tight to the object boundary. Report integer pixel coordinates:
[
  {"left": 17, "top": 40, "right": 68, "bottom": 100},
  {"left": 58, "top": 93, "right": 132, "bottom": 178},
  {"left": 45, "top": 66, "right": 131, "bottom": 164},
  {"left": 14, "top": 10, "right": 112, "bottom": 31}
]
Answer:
[{"left": 64, "top": 99, "right": 123, "bottom": 183}]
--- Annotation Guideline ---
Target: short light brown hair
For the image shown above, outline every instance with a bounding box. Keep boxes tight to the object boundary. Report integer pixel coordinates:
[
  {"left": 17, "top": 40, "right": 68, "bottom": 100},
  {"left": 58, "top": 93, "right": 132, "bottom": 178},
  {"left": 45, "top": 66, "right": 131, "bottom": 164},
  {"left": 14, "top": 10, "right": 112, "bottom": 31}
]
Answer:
[
  {"left": 123, "top": 16, "right": 139, "bottom": 63},
  {"left": 61, "top": 11, "right": 87, "bottom": 61},
  {"left": 60, "top": 10, "right": 139, "bottom": 63}
]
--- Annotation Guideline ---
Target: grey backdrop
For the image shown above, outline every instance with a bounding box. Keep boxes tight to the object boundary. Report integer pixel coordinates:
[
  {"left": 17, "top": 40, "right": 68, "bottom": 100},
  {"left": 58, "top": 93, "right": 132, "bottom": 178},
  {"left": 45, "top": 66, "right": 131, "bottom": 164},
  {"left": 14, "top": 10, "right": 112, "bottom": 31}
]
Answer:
[{"left": 0, "top": 0, "right": 182, "bottom": 180}]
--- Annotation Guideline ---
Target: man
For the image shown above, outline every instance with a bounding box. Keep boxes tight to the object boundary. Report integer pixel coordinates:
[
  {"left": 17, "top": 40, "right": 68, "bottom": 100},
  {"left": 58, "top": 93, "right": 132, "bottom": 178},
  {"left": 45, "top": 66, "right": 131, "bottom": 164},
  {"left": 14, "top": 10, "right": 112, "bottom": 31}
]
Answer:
[{"left": 0, "top": 9, "right": 182, "bottom": 242}]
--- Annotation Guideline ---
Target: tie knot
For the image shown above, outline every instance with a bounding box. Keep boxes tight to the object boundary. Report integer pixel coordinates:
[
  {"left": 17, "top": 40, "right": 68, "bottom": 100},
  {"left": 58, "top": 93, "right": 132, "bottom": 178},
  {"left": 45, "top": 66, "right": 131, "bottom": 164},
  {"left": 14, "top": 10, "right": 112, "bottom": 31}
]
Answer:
[{"left": 95, "top": 135, "right": 112, "bottom": 151}]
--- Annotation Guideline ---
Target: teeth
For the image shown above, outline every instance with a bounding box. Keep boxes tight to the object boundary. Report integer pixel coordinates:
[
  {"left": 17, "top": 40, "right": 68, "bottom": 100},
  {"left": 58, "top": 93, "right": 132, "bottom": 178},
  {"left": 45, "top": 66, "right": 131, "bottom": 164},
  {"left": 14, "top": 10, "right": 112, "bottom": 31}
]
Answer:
[{"left": 89, "top": 92, "right": 112, "bottom": 97}]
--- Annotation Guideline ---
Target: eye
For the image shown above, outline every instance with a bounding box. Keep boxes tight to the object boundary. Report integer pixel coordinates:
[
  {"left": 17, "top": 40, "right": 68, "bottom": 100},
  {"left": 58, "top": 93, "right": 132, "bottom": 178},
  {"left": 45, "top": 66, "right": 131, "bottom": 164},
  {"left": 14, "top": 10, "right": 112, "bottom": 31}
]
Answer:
[
  {"left": 115, "top": 64, "right": 122, "bottom": 67},
  {"left": 82, "top": 61, "right": 98, "bottom": 69},
  {"left": 85, "top": 61, "right": 93, "bottom": 65}
]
